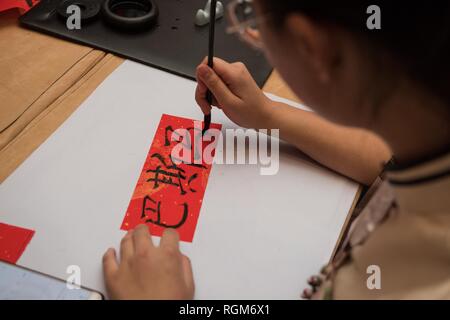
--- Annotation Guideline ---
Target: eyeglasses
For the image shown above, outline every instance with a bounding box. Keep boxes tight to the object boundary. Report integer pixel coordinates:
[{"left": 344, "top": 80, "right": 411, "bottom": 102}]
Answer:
[{"left": 226, "top": 0, "right": 265, "bottom": 50}]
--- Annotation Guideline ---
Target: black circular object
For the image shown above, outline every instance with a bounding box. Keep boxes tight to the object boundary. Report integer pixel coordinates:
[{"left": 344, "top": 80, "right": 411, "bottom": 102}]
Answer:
[
  {"left": 102, "top": 0, "right": 159, "bottom": 31},
  {"left": 57, "top": 0, "right": 101, "bottom": 21}
]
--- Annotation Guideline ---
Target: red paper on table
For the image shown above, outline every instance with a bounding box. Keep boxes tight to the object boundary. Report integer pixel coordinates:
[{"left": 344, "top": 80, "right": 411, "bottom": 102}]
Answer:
[
  {"left": 0, "top": 0, "right": 39, "bottom": 14},
  {"left": 121, "top": 114, "right": 222, "bottom": 242},
  {"left": 0, "top": 223, "right": 35, "bottom": 264}
]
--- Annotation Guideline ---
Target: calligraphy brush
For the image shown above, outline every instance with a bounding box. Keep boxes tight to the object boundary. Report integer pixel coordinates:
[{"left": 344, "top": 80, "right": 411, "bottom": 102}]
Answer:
[{"left": 202, "top": 0, "right": 217, "bottom": 136}]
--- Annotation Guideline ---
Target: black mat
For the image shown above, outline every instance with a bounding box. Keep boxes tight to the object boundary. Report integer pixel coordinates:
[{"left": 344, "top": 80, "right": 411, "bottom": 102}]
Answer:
[{"left": 20, "top": 0, "right": 272, "bottom": 87}]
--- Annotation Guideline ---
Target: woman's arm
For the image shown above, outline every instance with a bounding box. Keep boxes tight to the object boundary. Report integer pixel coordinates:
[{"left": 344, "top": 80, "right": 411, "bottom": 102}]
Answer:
[
  {"left": 264, "top": 101, "right": 392, "bottom": 185},
  {"left": 196, "top": 58, "right": 392, "bottom": 185}
]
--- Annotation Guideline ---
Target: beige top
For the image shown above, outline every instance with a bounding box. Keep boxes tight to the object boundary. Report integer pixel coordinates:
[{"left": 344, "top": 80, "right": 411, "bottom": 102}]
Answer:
[{"left": 308, "top": 152, "right": 450, "bottom": 299}]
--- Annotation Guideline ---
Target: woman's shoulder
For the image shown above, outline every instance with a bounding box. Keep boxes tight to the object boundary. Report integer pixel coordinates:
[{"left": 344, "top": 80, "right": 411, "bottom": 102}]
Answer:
[{"left": 331, "top": 152, "right": 450, "bottom": 299}]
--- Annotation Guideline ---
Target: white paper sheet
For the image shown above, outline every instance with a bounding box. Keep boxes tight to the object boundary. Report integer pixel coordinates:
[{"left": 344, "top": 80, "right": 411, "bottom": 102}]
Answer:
[{"left": 0, "top": 60, "right": 358, "bottom": 299}]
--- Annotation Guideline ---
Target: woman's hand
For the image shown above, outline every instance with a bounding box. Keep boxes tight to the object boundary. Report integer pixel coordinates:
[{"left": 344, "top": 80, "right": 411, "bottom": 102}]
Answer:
[
  {"left": 195, "top": 57, "right": 273, "bottom": 129},
  {"left": 102, "top": 225, "right": 194, "bottom": 300}
]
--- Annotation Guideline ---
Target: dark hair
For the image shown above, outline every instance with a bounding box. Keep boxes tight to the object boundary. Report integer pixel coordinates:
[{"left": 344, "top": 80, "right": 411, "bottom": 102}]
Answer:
[{"left": 260, "top": 1, "right": 450, "bottom": 105}]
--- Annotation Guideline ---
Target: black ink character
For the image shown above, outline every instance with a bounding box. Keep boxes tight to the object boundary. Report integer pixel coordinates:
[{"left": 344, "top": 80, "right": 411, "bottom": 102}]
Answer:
[
  {"left": 146, "top": 153, "right": 202, "bottom": 194},
  {"left": 164, "top": 125, "right": 203, "bottom": 162},
  {"left": 141, "top": 195, "right": 188, "bottom": 228}
]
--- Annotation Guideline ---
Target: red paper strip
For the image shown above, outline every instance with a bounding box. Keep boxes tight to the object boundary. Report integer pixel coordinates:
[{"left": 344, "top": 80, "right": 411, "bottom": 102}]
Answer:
[
  {"left": 0, "top": 223, "right": 35, "bottom": 264},
  {"left": 121, "top": 114, "right": 222, "bottom": 242},
  {"left": 0, "top": 0, "right": 39, "bottom": 14}
]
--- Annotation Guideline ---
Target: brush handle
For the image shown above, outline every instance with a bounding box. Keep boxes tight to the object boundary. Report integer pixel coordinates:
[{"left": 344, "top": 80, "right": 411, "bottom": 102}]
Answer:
[
  {"left": 206, "top": 0, "right": 217, "bottom": 107},
  {"left": 203, "top": 0, "right": 217, "bottom": 134}
]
